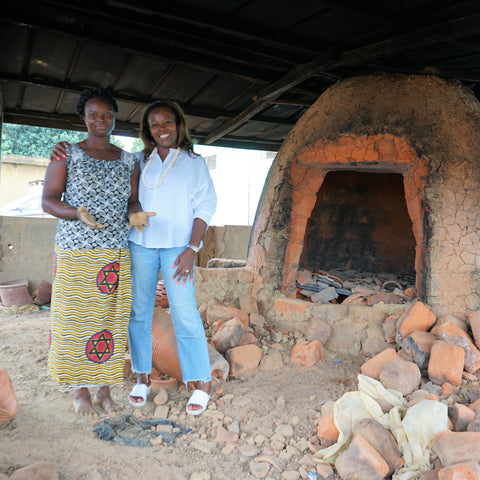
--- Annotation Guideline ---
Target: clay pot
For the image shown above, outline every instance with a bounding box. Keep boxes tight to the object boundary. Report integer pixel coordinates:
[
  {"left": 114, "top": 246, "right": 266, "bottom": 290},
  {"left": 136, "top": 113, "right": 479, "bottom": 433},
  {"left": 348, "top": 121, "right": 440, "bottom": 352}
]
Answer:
[
  {"left": 0, "top": 369, "right": 18, "bottom": 425},
  {"left": 151, "top": 307, "right": 230, "bottom": 386},
  {"left": 154, "top": 280, "right": 169, "bottom": 309},
  {"left": 151, "top": 308, "right": 183, "bottom": 383}
]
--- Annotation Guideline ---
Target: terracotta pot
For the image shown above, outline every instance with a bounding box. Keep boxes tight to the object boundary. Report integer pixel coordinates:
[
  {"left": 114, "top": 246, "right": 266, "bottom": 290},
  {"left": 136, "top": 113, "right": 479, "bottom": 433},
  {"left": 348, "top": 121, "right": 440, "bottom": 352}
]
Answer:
[
  {"left": 151, "top": 307, "right": 230, "bottom": 385},
  {"left": 151, "top": 308, "right": 183, "bottom": 383},
  {"left": 0, "top": 369, "right": 18, "bottom": 425},
  {"left": 154, "top": 280, "right": 169, "bottom": 308}
]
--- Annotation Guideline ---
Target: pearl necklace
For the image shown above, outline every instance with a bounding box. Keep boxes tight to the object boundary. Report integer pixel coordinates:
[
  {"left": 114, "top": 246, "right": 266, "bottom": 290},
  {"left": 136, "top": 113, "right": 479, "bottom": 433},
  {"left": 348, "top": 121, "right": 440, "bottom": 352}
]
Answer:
[{"left": 141, "top": 148, "right": 180, "bottom": 190}]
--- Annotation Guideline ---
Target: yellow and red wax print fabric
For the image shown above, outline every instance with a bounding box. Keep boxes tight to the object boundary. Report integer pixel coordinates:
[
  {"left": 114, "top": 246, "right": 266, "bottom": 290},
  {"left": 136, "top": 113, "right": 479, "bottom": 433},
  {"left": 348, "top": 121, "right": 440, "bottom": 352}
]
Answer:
[{"left": 48, "top": 247, "right": 132, "bottom": 392}]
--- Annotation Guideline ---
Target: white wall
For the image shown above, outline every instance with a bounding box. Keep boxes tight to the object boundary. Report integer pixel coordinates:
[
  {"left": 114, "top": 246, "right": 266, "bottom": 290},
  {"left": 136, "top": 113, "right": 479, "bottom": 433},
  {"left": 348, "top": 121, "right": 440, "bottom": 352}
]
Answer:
[{"left": 195, "top": 145, "right": 274, "bottom": 226}]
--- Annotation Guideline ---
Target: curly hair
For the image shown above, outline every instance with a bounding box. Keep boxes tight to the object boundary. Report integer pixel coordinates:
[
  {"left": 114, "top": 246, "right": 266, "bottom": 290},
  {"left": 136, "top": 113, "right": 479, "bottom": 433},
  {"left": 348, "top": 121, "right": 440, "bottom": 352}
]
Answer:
[
  {"left": 76, "top": 87, "right": 119, "bottom": 118},
  {"left": 139, "top": 100, "right": 195, "bottom": 157}
]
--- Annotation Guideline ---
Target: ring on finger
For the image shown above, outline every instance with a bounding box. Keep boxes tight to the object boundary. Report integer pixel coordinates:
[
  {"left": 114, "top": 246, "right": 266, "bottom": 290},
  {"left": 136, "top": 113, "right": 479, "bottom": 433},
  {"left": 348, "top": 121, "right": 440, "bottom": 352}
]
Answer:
[{"left": 185, "top": 269, "right": 190, "bottom": 273}]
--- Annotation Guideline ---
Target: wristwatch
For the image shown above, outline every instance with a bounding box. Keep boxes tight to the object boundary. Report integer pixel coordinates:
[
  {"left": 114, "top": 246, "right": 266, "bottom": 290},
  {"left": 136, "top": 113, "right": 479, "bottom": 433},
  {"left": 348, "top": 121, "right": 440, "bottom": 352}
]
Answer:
[{"left": 187, "top": 244, "right": 200, "bottom": 253}]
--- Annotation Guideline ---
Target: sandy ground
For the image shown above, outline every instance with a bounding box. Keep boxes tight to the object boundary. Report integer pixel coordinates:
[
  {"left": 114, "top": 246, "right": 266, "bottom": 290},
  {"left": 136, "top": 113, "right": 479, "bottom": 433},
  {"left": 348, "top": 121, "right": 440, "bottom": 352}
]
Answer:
[{"left": 0, "top": 305, "right": 361, "bottom": 480}]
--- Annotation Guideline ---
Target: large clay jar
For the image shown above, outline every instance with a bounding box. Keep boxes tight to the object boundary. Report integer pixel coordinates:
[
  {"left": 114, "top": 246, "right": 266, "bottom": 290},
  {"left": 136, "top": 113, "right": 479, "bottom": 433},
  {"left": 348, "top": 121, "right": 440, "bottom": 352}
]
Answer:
[
  {"left": 0, "top": 368, "right": 18, "bottom": 425},
  {"left": 151, "top": 307, "right": 230, "bottom": 384},
  {"left": 151, "top": 308, "right": 183, "bottom": 383}
]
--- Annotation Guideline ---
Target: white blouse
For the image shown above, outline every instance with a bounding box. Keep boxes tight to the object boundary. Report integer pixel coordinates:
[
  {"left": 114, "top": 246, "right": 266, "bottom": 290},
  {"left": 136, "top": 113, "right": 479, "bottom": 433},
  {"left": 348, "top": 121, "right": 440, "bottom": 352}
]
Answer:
[{"left": 128, "top": 148, "right": 217, "bottom": 249}]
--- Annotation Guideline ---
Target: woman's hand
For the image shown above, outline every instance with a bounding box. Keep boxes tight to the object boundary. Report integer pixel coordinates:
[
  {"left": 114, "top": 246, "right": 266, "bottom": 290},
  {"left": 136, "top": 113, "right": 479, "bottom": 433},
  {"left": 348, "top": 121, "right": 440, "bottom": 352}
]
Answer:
[
  {"left": 172, "top": 248, "right": 196, "bottom": 286},
  {"left": 127, "top": 211, "right": 156, "bottom": 232},
  {"left": 50, "top": 141, "right": 69, "bottom": 162},
  {"left": 76, "top": 206, "right": 105, "bottom": 229}
]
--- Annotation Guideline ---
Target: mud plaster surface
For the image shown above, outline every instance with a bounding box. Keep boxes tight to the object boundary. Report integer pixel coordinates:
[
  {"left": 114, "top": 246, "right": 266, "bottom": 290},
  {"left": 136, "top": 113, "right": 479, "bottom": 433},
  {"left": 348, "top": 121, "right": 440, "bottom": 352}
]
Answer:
[{"left": 0, "top": 307, "right": 360, "bottom": 480}]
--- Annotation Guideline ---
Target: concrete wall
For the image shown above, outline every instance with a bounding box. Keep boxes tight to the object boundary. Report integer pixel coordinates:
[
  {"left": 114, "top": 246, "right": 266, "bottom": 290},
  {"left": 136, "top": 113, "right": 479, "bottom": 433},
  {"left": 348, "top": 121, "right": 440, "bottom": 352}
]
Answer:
[
  {"left": 0, "top": 156, "right": 48, "bottom": 206},
  {"left": 0, "top": 216, "right": 251, "bottom": 296}
]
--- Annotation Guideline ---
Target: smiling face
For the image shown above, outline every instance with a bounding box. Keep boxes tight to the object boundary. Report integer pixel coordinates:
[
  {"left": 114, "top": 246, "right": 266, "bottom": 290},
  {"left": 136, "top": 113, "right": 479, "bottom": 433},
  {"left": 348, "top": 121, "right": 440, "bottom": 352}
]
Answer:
[
  {"left": 148, "top": 107, "right": 178, "bottom": 159},
  {"left": 83, "top": 98, "right": 115, "bottom": 138}
]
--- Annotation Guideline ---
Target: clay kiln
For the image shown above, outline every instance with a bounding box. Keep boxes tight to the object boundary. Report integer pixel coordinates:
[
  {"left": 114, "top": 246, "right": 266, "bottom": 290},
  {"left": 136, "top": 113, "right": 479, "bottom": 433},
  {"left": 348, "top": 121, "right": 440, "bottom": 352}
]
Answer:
[{"left": 247, "top": 74, "right": 480, "bottom": 317}]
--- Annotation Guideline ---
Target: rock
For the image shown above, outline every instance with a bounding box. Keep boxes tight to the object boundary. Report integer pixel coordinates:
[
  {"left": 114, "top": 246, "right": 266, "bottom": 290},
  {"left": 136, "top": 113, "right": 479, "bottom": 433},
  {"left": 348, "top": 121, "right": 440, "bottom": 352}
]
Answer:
[
  {"left": 352, "top": 418, "right": 404, "bottom": 475},
  {"left": 400, "top": 331, "right": 436, "bottom": 370},
  {"left": 335, "top": 434, "right": 390, "bottom": 480},
  {"left": 306, "top": 317, "right": 332, "bottom": 344},
  {"left": 360, "top": 348, "right": 400, "bottom": 379},
  {"left": 225, "top": 344, "right": 263, "bottom": 376},
  {"left": 259, "top": 349, "right": 283, "bottom": 371},
  {"left": 290, "top": 340, "right": 323, "bottom": 367},
  {"left": 428, "top": 341, "right": 465, "bottom": 386},
  {"left": 210, "top": 317, "right": 245, "bottom": 353},
  {"left": 396, "top": 301, "right": 436, "bottom": 343},
  {"left": 431, "top": 430, "right": 480, "bottom": 466}
]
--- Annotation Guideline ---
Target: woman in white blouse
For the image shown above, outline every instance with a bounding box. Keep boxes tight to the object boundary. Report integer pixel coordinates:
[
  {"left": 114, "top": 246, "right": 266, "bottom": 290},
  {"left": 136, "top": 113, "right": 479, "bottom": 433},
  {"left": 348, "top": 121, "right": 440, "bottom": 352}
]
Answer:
[{"left": 127, "top": 100, "right": 217, "bottom": 415}]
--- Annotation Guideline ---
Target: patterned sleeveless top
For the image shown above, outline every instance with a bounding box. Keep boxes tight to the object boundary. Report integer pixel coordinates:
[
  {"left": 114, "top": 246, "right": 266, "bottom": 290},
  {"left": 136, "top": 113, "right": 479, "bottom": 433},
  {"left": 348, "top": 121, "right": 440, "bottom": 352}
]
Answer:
[{"left": 55, "top": 143, "right": 137, "bottom": 250}]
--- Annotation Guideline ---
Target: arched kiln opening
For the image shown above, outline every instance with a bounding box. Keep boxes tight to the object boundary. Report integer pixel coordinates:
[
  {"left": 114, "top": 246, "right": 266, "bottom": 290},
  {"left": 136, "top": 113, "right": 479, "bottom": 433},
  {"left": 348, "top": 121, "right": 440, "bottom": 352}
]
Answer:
[{"left": 299, "top": 170, "right": 416, "bottom": 279}]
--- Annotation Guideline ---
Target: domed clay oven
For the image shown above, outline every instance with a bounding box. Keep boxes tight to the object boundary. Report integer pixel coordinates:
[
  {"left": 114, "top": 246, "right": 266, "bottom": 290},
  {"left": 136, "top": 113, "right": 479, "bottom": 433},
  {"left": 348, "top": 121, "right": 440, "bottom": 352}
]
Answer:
[{"left": 247, "top": 74, "right": 480, "bottom": 318}]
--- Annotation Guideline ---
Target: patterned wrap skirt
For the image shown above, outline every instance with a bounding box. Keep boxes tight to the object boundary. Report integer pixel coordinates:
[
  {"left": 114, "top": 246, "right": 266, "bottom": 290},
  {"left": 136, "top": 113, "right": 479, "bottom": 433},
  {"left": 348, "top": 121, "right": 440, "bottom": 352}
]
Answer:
[{"left": 48, "top": 247, "right": 132, "bottom": 392}]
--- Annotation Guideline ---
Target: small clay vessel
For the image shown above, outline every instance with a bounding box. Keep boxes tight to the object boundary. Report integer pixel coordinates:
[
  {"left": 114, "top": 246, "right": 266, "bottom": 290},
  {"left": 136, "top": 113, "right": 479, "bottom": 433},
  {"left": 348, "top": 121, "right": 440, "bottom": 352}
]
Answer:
[{"left": 0, "top": 368, "right": 18, "bottom": 425}]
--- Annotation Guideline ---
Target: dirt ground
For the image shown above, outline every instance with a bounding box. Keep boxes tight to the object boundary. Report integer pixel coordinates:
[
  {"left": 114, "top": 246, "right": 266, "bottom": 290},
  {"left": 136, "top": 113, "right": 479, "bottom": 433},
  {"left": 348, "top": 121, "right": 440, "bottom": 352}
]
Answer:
[{"left": 0, "top": 305, "right": 365, "bottom": 480}]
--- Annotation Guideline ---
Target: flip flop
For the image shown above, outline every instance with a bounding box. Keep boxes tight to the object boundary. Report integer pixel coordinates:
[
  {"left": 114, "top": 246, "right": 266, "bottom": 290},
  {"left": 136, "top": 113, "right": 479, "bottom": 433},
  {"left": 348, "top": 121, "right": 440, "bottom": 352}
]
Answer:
[
  {"left": 186, "top": 389, "right": 210, "bottom": 416},
  {"left": 128, "top": 383, "right": 150, "bottom": 407}
]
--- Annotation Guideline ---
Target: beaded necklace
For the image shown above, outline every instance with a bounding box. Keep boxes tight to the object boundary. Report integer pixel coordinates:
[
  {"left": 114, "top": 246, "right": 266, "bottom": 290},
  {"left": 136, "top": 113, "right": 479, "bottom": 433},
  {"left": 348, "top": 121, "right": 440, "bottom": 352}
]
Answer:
[{"left": 141, "top": 148, "right": 180, "bottom": 190}]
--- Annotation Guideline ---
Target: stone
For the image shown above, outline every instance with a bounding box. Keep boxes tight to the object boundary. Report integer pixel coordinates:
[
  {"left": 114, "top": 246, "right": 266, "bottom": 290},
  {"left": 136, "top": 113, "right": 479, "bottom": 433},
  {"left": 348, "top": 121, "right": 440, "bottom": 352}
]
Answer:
[
  {"left": 306, "top": 316, "right": 332, "bottom": 344},
  {"left": 379, "top": 358, "right": 421, "bottom": 395},
  {"left": 383, "top": 313, "right": 401, "bottom": 342},
  {"left": 335, "top": 434, "right": 390, "bottom": 480},
  {"left": 316, "top": 410, "right": 339, "bottom": 447},
  {"left": 225, "top": 344, "right": 263, "bottom": 376},
  {"left": 352, "top": 418, "right": 404, "bottom": 475},
  {"left": 361, "top": 338, "right": 393, "bottom": 358},
  {"left": 290, "top": 340, "right": 323, "bottom": 367},
  {"left": 431, "top": 431, "right": 480, "bottom": 466},
  {"left": 360, "top": 348, "right": 400, "bottom": 380},
  {"left": 401, "top": 331, "right": 436, "bottom": 370},
  {"left": 396, "top": 301, "right": 436, "bottom": 342},
  {"left": 432, "top": 321, "right": 480, "bottom": 373},
  {"left": 418, "top": 468, "right": 441, "bottom": 479},
  {"left": 249, "top": 460, "right": 270, "bottom": 478},
  {"left": 310, "top": 287, "right": 338, "bottom": 304},
  {"left": 210, "top": 318, "right": 245, "bottom": 353},
  {"left": 436, "top": 315, "right": 469, "bottom": 333},
  {"left": 448, "top": 404, "right": 476, "bottom": 432},
  {"left": 205, "top": 305, "right": 249, "bottom": 329},
  {"left": 467, "top": 311, "right": 480, "bottom": 349},
  {"left": 437, "top": 461, "right": 480, "bottom": 479},
  {"left": 467, "top": 411, "right": 480, "bottom": 432},
  {"left": 428, "top": 341, "right": 465, "bottom": 386},
  {"left": 259, "top": 349, "right": 283, "bottom": 371}
]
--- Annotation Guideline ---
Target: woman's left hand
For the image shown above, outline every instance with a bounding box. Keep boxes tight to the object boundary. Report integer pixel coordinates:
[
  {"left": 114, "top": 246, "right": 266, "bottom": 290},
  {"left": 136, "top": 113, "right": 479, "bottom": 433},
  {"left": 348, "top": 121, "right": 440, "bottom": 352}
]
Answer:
[{"left": 172, "top": 248, "right": 196, "bottom": 286}]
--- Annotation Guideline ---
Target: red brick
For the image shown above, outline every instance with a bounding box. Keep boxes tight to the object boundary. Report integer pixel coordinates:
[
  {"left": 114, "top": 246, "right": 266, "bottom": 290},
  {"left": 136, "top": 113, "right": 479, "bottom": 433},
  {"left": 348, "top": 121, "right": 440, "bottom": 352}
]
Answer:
[
  {"left": 205, "top": 305, "right": 249, "bottom": 329},
  {"left": 316, "top": 410, "right": 339, "bottom": 447},
  {"left": 352, "top": 418, "right": 404, "bottom": 475},
  {"left": 290, "top": 340, "right": 323, "bottom": 367},
  {"left": 437, "top": 461, "right": 480, "bottom": 480},
  {"left": 432, "top": 321, "right": 480, "bottom": 373},
  {"left": 468, "top": 311, "right": 480, "bottom": 349},
  {"left": 224, "top": 344, "right": 263, "bottom": 376},
  {"left": 380, "top": 358, "right": 421, "bottom": 394},
  {"left": 448, "top": 404, "right": 476, "bottom": 432},
  {"left": 273, "top": 297, "right": 309, "bottom": 317},
  {"left": 428, "top": 341, "right": 465, "bottom": 386},
  {"left": 431, "top": 431, "right": 480, "bottom": 466},
  {"left": 470, "top": 399, "right": 480, "bottom": 413},
  {"left": 400, "top": 331, "right": 436, "bottom": 370},
  {"left": 360, "top": 348, "right": 400, "bottom": 380},
  {"left": 210, "top": 317, "right": 245, "bottom": 353},
  {"left": 335, "top": 434, "right": 390, "bottom": 480},
  {"left": 396, "top": 301, "right": 436, "bottom": 342}
]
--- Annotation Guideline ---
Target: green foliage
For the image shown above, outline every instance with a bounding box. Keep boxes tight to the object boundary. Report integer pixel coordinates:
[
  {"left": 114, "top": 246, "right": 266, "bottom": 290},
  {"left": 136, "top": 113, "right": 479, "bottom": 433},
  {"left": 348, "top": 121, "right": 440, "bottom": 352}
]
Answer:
[
  {"left": 1, "top": 124, "right": 86, "bottom": 158},
  {"left": 132, "top": 137, "right": 144, "bottom": 153}
]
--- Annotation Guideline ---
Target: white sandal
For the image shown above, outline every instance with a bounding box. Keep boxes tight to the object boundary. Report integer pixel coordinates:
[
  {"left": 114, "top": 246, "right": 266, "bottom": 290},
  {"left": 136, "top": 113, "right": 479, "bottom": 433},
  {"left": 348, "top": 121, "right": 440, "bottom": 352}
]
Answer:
[
  {"left": 186, "top": 389, "right": 210, "bottom": 416},
  {"left": 128, "top": 383, "right": 150, "bottom": 407}
]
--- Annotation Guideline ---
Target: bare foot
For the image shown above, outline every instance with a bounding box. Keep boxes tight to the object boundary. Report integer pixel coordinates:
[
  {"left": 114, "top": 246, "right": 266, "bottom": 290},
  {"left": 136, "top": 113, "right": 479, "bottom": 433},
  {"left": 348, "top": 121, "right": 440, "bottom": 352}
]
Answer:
[
  {"left": 73, "top": 388, "right": 97, "bottom": 416},
  {"left": 94, "top": 386, "right": 121, "bottom": 414},
  {"left": 187, "top": 380, "right": 211, "bottom": 413}
]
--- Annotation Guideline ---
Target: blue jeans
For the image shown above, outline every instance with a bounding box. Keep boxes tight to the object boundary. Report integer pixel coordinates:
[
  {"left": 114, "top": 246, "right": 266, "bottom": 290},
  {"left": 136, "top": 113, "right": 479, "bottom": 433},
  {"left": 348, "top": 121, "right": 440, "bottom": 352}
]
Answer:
[{"left": 128, "top": 241, "right": 211, "bottom": 385}]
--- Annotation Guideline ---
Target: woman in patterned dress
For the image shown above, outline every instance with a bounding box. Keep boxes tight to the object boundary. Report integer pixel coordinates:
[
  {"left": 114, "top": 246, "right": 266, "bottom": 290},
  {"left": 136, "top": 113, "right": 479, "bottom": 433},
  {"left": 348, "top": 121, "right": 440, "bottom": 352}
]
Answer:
[{"left": 42, "top": 87, "right": 138, "bottom": 415}]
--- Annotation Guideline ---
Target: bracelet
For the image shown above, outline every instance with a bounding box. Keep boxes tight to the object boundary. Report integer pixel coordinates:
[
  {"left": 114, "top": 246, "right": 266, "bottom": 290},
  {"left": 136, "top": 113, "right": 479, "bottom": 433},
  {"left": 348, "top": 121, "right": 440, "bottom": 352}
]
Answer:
[{"left": 187, "top": 244, "right": 200, "bottom": 253}]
